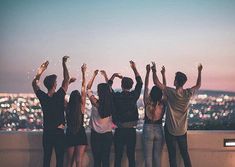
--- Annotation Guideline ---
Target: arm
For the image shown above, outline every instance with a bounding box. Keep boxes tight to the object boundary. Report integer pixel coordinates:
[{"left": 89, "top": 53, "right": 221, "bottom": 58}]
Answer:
[
  {"left": 62, "top": 56, "right": 70, "bottom": 92},
  {"left": 191, "top": 64, "right": 203, "bottom": 92},
  {"left": 32, "top": 61, "right": 49, "bottom": 93},
  {"left": 144, "top": 64, "right": 150, "bottom": 105},
  {"left": 152, "top": 62, "right": 166, "bottom": 90},
  {"left": 81, "top": 64, "right": 86, "bottom": 114},
  {"left": 130, "top": 61, "right": 143, "bottom": 99},
  {"left": 86, "top": 70, "right": 99, "bottom": 107},
  {"left": 100, "top": 70, "right": 109, "bottom": 83},
  {"left": 108, "top": 73, "right": 123, "bottom": 87},
  {"left": 87, "top": 70, "right": 98, "bottom": 90},
  {"left": 161, "top": 66, "right": 166, "bottom": 86}
]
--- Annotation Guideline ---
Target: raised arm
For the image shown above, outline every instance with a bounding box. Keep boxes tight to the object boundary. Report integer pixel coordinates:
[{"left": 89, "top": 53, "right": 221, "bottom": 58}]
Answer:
[
  {"left": 144, "top": 64, "right": 150, "bottom": 105},
  {"left": 152, "top": 62, "right": 166, "bottom": 90},
  {"left": 62, "top": 56, "right": 70, "bottom": 92},
  {"left": 87, "top": 70, "right": 98, "bottom": 90},
  {"left": 191, "top": 64, "right": 203, "bottom": 92},
  {"left": 32, "top": 61, "right": 49, "bottom": 93},
  {"left": 108, "top": 73, "right": 123, "bottom": 87},
  {"left": 87, "top": 70, "right": 99, "bottom": 107},
  {"left": 81, "top": 64, "right": 86, "bottom": 114},
  {"left": 161, "top": 66, "right": 166, "bottom": 86},
  {"left": 100, "top": 70, "right": 109, "bottom": 83},
  {"left": 130, "top": 61, "right": 143, "bottom": 99}
]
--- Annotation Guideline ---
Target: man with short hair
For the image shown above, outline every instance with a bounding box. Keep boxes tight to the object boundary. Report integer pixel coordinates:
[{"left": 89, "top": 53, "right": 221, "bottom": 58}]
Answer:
[
  {"left": 152, "top": 62, "right": 203, "bottom": 167},
  {"left": 32, "top": 56, "right": 74, "bottom": 167},
  {"left": 108, "top": 61, "right": 143, "bottom": 167}
]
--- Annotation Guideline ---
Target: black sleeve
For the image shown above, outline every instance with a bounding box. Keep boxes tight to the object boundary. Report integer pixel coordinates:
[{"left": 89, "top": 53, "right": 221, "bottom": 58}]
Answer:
[
  {"left": 35, "top": 89, "right": 46, "bottom": 101},
  {"left": 133, "top": 76, "right": 143, "bottom": 101},
  {"left": 108, "top": 80, "right": 113, "bottom": 87}
]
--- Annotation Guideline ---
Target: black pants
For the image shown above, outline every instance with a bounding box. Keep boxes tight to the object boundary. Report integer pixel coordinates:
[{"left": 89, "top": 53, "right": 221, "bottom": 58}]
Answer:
[
  {"left": 114, "top": 128, "right": 136, "bottom": 167},
  {"left": 43, "top": 129, "right": 65, "bottom": 167},
  {"left": 90, "top": 129, "right": 113, "bottom": 167},
  {"left": 164, "top": 127, "right": 192, "bottom": 167}
]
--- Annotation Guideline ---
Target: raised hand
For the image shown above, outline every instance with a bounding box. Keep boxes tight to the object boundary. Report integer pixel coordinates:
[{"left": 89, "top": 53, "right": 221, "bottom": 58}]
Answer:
[
  {"left": 100, "top": 70, "right": 107, "bottom": 76},
  {"left": 146, "top": 64, "right": 150, "bottom": 73},
  {"left": 130, "top": 60, "right": 136, "bottom": 69},
  {"left": 62, "top": 55, "right": 69, "bottom": 63},
  {"left": 151, "top": 62, "right": 156, "bottom": 72},
  {"left": 38, "top": 61, "right": 49, "bottom": 75},
  {"left": 198, "top": 64, "right": 203, "bottom": 72},
  {"left": 114, "top": 73, "right": 123, "bottom": 79},
  {"left": 81, "top": 64, "right": 87, "bottom": 73},
  {"left": 161, "top": 66, "right": 165, "bottom": 75},
  {"left": 94, "top": 70, "right": 99, "bottom": 76},
  {"left": 69, "top": 77, "right": 76, "bottom": 84}
]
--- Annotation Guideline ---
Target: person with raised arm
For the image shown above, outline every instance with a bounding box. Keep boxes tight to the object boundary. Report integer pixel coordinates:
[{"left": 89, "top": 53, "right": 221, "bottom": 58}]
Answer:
[
  {"left": 32, "top": 56, "right": 72, "bottom": 167},
  {"left": 87, "top": 70, "right": 114, "bottom": 167},
  {"left": 65, "top": 64, "right": 88, "bottom": 167},
  {"left": 108, "top": 61, "right": 143, "bottom": 167},
  {"left": 152, "top": 62, "right": 203, "bottom": 167},
  {"left": 142, "top": 64, "right": 166, "bottom": 167}
]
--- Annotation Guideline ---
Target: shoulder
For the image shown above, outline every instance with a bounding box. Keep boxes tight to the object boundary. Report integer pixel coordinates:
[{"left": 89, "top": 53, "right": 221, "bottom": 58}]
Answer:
[{"left": 56, "top": 87, "right": 66, "bottom": 96}]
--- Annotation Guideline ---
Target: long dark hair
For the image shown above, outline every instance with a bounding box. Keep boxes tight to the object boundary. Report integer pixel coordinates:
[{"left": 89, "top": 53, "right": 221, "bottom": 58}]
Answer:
[
  {"left": 97, "top": 83, "right": 115, "bottom": 118},
  {"left": 67, "top": 90, "right": 82, "bottom": 134},
  {"left": 149, "top": 86, "right": 163, "bottom": 106}
]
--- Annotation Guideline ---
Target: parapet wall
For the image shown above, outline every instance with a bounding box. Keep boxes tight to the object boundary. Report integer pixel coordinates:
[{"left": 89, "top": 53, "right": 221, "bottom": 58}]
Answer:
[{"left": 0, "top": 131, "right": 235, "bottom": 167}]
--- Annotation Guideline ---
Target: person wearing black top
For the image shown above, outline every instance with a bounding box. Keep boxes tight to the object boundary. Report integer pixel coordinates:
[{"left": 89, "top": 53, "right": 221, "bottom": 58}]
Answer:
[
  {"left": 108, "top": 61, "right": 143, "bottom": 167},
  {"left": 142, "top": 64, "right": 166, "bottom": 167},
  {"left": 32, "top": 56, "right": 74, "bottom": 167}
]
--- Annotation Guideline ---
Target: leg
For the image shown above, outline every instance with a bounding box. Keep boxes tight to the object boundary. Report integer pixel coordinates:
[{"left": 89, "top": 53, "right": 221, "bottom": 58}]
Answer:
[
  {"left": 114, "top": 129, "right": 125, "bottom": 167},
  {"left": 153, "top": 125, "right": 164, "bottom": 167},
  {"left": 67, "top": 147, "right": 75, "bottom": 167},
  {"left": 164, "top": 127, "right": 177, "bottom": 167},
  {"left": 91, "top": 130, "right": 102, "bottom": 167},
  {"left": 75, "top": 145, "right": 86, "bottom": 167},
  {"left": 126, "top": 128, "right": 136, "bottom": 167},
  {"left": 177, "top": 133, "right": 192, "bottom": 167},
  {"left": 43, "top": 132, "right": 53, "bottom": 167},
  {"left": 101, "top": 132, "right": 113, "bottom": 167},
  {"left": 54, "top": 132, "right": 65, "bottom": 167},
  {"left": 142, "top": 124, "right": 154, "bottom": 167}
]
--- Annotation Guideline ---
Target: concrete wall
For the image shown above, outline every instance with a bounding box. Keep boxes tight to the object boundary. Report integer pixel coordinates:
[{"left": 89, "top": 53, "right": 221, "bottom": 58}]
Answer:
[{"left": 0, "top": 131, "right": 235, "bottom": 167}]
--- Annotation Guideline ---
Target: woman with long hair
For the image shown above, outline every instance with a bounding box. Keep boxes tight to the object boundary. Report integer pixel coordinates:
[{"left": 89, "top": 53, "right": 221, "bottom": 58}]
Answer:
[
  {"left": 142, "top": 64, "right": 166, "bottom": 167},
  {"left": 87, "top": 70, "right": 114, "bottom": 167},
  {"left": 66, "top": 64, "right": 87, "bottom": 167}
]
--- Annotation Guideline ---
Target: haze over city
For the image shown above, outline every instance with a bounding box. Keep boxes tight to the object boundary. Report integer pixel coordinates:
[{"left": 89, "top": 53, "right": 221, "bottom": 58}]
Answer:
[{"left": 1, "top": 0, "right": 235, "bottom": 93}]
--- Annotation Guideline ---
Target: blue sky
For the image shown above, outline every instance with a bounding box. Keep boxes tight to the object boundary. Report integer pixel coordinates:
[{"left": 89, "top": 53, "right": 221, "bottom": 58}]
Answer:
[{"left": 0, "top": 0, "right": 235, "bottom": 93}]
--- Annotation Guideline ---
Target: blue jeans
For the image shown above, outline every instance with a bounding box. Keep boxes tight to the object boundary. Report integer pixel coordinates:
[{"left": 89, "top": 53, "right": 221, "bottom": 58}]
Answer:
[{"left": 142, "top": 124, "right": 164, "bottom": 167}]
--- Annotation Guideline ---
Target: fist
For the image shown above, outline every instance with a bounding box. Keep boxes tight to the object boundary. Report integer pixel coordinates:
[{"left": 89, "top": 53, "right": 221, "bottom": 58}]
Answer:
[
  {"left": 161, "top": 66, "right": 165, "bottom": 74},
  {"left": 198, "top": 64, "right": 203, "bottom": 72},
  {"left": 63, "top": 56, "right": 69, "bottom": 63},
  {"left": 130, "top": 60, "right": 136, "bottom": 69},
  {"left": 146, "top": 64, "right": 150, "bottom": 72}
]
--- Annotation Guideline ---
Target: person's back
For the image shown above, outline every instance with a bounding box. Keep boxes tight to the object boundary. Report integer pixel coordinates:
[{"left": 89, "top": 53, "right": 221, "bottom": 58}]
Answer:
[
  {"left": 164, "top": 87, "right": 193, "bottom": 135},
  {"left": 152, "top": 62, "right": 203, "bottom": 167},
  {"left": 109, "top": 61, "right": 143, "bottom": 167}
]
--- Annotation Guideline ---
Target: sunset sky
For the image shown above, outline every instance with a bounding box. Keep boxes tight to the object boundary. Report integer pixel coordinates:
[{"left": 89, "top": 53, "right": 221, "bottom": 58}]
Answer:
[{"left": 0, "top": 0, "right": 235, "bottom": 93}]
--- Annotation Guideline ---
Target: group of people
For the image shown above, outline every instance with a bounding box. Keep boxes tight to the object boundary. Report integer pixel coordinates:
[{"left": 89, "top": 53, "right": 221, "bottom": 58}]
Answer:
[{"left": 32, "top": 56, "right": 203, "bottom": 167}]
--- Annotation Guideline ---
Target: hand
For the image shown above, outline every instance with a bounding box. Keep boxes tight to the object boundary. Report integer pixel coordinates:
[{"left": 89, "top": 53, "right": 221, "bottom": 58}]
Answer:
[
  {"left": 38, "top": 61, "right": 49, "bottom": 74},
  {"left": 161, "top": 66, "right": 165, "bottom": 75},
  {"left": 114, "top": 73, "right": 123, "bottom": 79},
  {"left": 130, "top": 61, "right": 136, "bottom": 69},
  {"left": 146, "top": 64, "right": 150, "bottom": 73},
  {"left": 151, "top": 62, "right": 156, "bottom": 72},
  {"left": 69, "top": 77, "right": 76, "bottom": 84},
  {"left": 100, "top": 70, "right": 107, "bottom": 76},
  {"left": 81, "top": 64, "right": 87, "bottom": 73},
  {"left": 198, "top": 64, "right": 203, "bottom": 72},
  {"left": 94, "top": 70, "right": 99, "bottom": 76},
  {"left": 63, "top": 56, "right": 69, "bottom": 63}
]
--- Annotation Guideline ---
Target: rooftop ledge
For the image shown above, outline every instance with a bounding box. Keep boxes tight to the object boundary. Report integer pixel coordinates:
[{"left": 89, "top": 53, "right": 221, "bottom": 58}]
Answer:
[{"left": 0, "top": 130, "right": 235, "bottom": 167}]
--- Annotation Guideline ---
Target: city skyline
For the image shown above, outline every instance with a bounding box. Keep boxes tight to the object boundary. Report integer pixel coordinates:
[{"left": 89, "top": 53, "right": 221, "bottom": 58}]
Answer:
[{"left": 1, "top": 1, "right": 235, "bottom": 93}]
